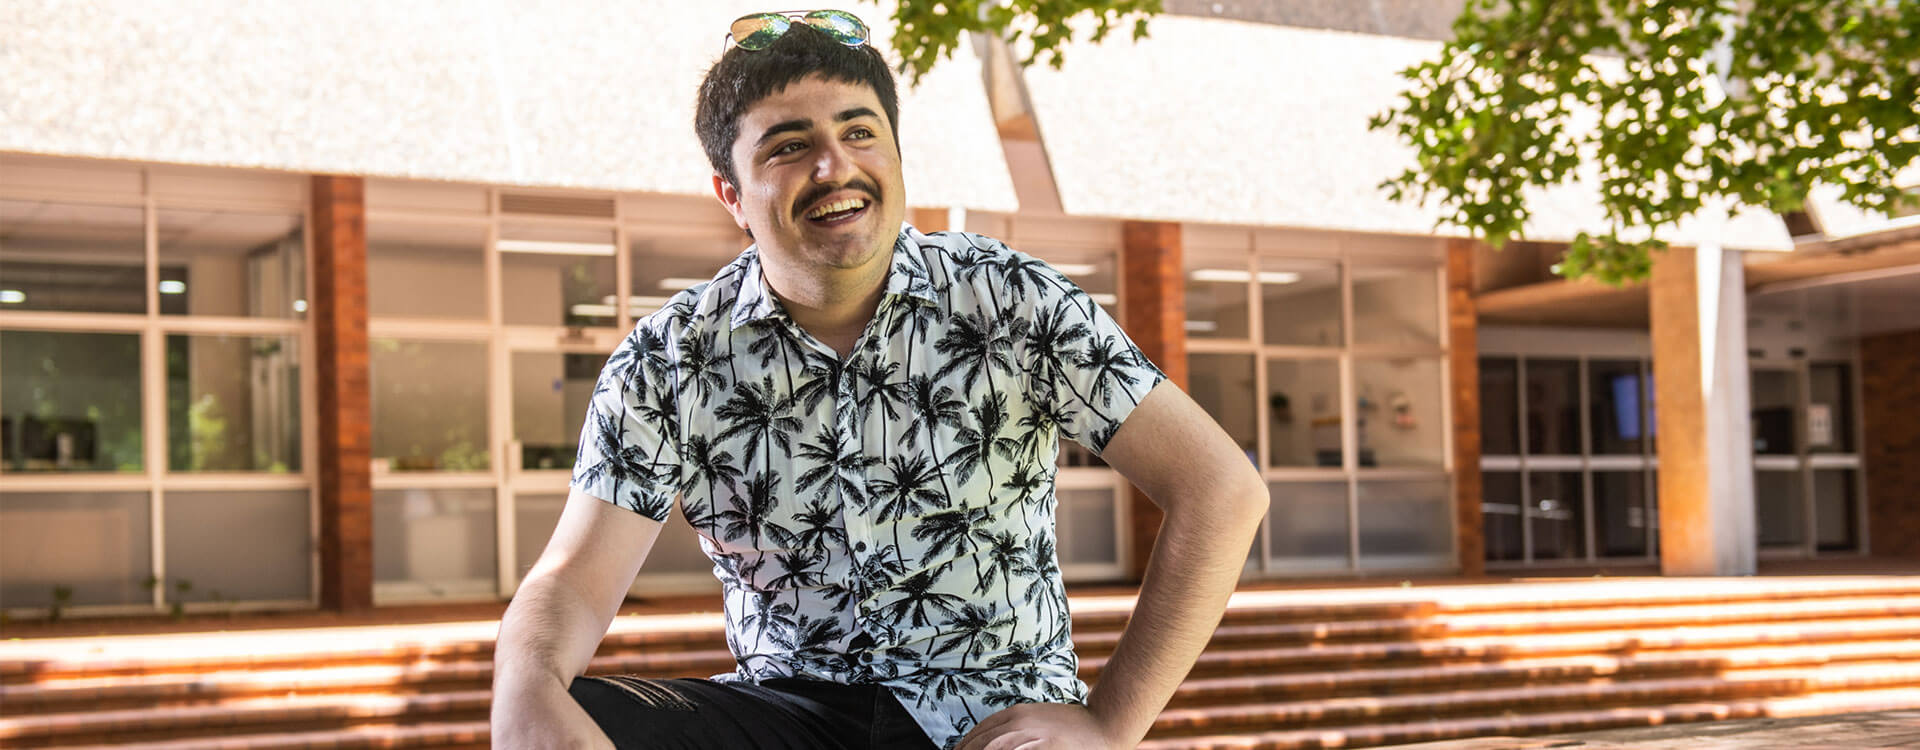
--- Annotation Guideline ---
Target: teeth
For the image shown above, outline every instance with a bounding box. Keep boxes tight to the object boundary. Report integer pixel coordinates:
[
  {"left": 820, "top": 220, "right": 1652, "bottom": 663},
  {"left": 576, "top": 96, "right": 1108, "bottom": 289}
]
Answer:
[{"left": 806, "top": 198, "right": 868, "bottom": 219}]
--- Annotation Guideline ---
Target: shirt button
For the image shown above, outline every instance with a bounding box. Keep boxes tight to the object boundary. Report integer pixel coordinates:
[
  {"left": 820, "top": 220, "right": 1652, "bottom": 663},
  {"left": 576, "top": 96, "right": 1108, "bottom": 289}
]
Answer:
[{"left": 854, "top": 541, "right": 867, "bottom": 553}]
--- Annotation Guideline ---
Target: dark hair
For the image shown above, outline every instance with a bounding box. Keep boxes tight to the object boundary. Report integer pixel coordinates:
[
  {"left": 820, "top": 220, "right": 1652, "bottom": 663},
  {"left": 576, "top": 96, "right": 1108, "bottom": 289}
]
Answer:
[{"left": 695, "top": 21, "right": 901, "bottom": 189}]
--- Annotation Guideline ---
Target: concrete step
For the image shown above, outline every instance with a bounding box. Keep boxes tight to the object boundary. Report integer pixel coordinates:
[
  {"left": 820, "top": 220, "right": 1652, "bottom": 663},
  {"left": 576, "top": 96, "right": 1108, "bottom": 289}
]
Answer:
[
  {"left": 1083, "top": 615, "right": 1920, "bottom": 679},
  {"left": 46, "top": 722, "right": 490, "bottom": 750},
  {"left": 1162, "top": 641, "right": 1920, "bottom": 706},
  {"left": 1151, "top": 660, "right": 1920, "bottom": 736},
  {"left": 1137, "top": 686, "right": 1920, "bottom": 749},
  {"left": 0, "top": 649, "right": 738, "bottom": 716},
  {"left": 0, "top": 691, "right": 490, "bottom": 748}
]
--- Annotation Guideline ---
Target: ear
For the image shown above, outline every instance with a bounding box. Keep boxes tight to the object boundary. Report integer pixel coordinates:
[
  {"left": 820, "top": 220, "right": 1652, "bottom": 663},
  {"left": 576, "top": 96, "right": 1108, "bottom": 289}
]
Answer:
[{"left": 712, "top": 174, "right": 751, "bottom": 233}]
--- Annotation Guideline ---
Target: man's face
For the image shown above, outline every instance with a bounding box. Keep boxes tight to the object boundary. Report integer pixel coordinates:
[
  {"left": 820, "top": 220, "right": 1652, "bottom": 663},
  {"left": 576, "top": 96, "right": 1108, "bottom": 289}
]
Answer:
[{"left": 715, "top": 75, "right": 907, "bottom": 278}]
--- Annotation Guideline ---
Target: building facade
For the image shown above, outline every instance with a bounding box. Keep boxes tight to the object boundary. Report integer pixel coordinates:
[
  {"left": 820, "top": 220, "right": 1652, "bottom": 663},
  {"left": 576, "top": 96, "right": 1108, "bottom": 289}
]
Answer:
[{"left": 3, "top": 2, "right": 1916, "bottom": 619}]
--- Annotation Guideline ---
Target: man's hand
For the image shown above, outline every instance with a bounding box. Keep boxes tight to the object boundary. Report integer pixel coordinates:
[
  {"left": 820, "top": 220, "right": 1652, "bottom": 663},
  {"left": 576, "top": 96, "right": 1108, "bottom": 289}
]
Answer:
[{"left": 953, "top": 703, "right": 1118, "bottom": 750}]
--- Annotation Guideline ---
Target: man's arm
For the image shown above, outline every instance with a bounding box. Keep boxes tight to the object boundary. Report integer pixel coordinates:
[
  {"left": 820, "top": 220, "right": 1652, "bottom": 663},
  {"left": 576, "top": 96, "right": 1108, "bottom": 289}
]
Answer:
[
  {"left": 491, "top": 489, "right": 665, "bottom": 749},
  {"left": 957, "top": 382, "right": 1266, "bottom": 750}
]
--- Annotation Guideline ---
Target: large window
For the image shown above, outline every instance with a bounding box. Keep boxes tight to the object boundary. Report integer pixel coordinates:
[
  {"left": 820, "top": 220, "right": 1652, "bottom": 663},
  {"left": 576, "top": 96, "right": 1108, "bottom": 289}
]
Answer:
[
  {"left": 1479, "top": 350, "right": 1865, "bottom": 566},
  {"left": 1480, "top": 355, "right": 1654, "bottom": 567},
  {"left": 1, "top": 161, "right": 313, "bottom": 616},
  {"left": 1187, "top": 233, "right": 1452, "bottom": 575}
]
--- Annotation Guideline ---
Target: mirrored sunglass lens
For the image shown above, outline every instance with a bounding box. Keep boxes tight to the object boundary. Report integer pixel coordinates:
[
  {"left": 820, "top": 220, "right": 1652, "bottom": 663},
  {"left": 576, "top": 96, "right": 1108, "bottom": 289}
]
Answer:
[
  {"left": 803, "top": 10, "right": 868, "bottom": 45},
  {"left": 731, "top": 14, "right": 789, "bottom": 50}
]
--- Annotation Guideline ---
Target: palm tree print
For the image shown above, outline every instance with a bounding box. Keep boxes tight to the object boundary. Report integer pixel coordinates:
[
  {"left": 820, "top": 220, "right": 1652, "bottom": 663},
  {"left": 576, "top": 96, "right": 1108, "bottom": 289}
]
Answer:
[{"left": 567, "top": 228, "right": 1164, "bottom": 750}]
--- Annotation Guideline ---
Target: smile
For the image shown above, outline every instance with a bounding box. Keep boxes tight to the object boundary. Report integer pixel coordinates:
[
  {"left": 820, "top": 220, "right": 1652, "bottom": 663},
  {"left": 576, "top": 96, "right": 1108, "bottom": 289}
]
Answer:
[{"left": 804, "top": 197, "right": 870, "bottom": 224}]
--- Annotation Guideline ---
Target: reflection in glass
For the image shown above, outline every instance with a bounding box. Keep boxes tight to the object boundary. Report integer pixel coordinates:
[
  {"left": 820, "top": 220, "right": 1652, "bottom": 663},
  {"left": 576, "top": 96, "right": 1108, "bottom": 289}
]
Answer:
[
  {"left": 1527, "top": 471, "right": 1585, "bottom": 560},
  {"left": 1483, "top": 471, "right": 1523, "bottom": 562},
  {"left": 1184, "top": 253, "right": 1251, "bottom": 340},
  {"left": 1813, "top": 469, "right": 1858, "bottom": 552},
  {"left": 1266, "top": 359, "right": 1341, "bottom": 467},
  {"left": 501, "top": 224, "right": 617, "bottom": 327},
  {"left": 1479, "top": 357, "right": 1519, "bottom": 455},
  {"left": 372, "top": 339, "right": 489, "bottom": 471},
  {"left": 0, "top": 200, "right": 147, "bottom": 314},
  {"left": 1260, "top": 259, "right": 1341, "bottom": 347},
  {"left": 1188, "top": 353, "right": 1257, "bottom": 465},
  {"left": 1808, "top": 363, "right": 1854, "bottom": 454},
  {"left": 1266, "top": 481, "right": 1349, "bottom": 570},
  {"left": 1750, "top": 369, "right": 1797, "bottom": 456},
  {"left": 513, "top": 352, "right": 602, "bottom": 470},
  {"left": 368, "top": 221, "right": 487, "bottom": 319},
  {"left": 1352, "top": 266, "right": 1439, "bottom": 348},
  {"left": 1525, "top": 359, "right": 1581, "bottom": 455},
  {"left": 373, "top": 488, "right": 496, "bottom": 592},
  {"left": 164, "top": 490, "right": 310, "bottom": 601},
  {"left": 158, "top": 209, "right": 305, "bottom": 318},
  {"left": 1357, "top": 479, "right": 1451, "bottom": 567},
  {"left": 1755, "top": 470, "right": 1803, "bottom": 547},
  {"left": 0, "top": 491, "right": 152, "bottom": 608},
  {"left": 1058, "top": 487, "right": 1119, "bottom": 565},
  {"left": 166, "top": 335, "right": 301, "bottom": 472},
  {"left": 630, "top": 234, "right": 747, "bottom": 316},
  {"left": 1592, "top": 471, "right": 1649, "bottom": 558},
  {"left": 515, "top": 492, "right": 566, "bottom": 579},
  {"left": 1, "top": 331, "right": 143, "bottom": 472},
  {"left": 1588, "top": 360, "right": 1646, "bottom": 455},
  {"left": 1354, "top": 358, "right": 1444, "bottom": 468}
]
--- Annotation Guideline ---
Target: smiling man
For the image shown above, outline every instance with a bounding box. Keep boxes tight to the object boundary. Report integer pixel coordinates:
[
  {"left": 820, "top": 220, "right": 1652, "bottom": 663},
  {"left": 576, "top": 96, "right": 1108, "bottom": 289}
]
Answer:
[{"left": 489, "top": 9, "right": 1266, "bottom": 750}]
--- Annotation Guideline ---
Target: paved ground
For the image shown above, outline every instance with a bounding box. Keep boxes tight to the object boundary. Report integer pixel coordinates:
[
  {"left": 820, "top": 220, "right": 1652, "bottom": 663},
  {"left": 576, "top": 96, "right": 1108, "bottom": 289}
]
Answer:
[{"left": 1396, "top": 710, "right": 1920, "bottom": 749}]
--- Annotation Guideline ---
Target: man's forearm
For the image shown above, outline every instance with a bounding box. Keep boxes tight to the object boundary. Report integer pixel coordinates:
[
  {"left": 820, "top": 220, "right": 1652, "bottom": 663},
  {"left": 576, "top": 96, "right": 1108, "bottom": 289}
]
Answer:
[{"left": 1083, "top": 477, "right": 1266, "bottom": 747}]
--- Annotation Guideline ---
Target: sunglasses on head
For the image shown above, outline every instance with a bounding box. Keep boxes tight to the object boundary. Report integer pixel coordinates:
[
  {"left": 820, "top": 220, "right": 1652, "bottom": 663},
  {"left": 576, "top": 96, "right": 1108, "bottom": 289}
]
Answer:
[{"left": 726, "top": 9, "right": 870, "bottom": 52}]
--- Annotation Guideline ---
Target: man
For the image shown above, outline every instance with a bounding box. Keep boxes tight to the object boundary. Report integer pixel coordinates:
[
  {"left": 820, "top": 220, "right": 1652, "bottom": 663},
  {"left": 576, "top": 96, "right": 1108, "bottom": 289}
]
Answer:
[{"left": 490, "top": 9, "right": 1266, "bottom": 749}]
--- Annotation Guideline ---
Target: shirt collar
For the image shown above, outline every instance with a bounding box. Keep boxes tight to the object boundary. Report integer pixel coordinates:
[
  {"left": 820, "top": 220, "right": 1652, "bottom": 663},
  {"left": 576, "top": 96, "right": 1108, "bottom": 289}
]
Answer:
[{"left": 729, "top": 227, "right": 938, "bottom": 331}]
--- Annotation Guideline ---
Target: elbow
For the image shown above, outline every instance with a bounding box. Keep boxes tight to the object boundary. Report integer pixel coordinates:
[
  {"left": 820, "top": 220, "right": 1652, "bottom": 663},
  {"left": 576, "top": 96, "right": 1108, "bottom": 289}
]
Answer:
[{"left": 1226, "top": 467, "right": 1268, "bottom": 531}]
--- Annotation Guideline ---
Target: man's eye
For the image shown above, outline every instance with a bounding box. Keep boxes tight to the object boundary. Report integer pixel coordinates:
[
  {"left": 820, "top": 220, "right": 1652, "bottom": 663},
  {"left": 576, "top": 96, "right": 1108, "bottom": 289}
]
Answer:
[
  {"left": 848, "top": 127, "right": 874, "bottom": 140},
  {"left": 774, "top": 141, "right": 805, "bottom": 156}
]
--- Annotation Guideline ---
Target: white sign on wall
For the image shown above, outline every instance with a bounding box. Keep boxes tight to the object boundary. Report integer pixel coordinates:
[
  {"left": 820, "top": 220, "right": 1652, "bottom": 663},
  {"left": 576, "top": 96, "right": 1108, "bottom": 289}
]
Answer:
[{"left": 1808, "top": 404, "right": 1833, "bottom": 447}]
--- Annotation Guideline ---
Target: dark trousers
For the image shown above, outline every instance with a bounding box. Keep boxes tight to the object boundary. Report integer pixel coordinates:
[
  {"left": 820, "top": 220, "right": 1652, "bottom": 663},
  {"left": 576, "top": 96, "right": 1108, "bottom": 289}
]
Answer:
[{"left": 567, "top": 675, "right": 939, "bottom": 750}]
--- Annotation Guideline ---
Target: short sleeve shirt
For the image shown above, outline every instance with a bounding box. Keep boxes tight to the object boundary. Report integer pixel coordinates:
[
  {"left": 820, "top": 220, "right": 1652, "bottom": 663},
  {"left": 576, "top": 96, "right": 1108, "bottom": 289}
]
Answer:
[{"left": 570, "top": 225, "right": 1165, "bottom": 749}]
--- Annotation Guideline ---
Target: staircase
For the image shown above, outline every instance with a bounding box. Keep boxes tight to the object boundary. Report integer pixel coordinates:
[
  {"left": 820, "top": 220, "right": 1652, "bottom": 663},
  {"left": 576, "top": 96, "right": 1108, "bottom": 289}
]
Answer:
[{"left": 6, "top": 577, "right": 1920, "bottom": 749}]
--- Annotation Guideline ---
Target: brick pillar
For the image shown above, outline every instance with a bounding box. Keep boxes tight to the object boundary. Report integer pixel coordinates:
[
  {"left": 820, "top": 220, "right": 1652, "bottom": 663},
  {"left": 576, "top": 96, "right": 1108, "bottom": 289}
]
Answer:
[
  {"left": 1649, "top": 245, "right": 1756, "bottom": 576},
  {"left": 1861, "top": 329, "right": 1920, "bottom": 559},
  {"left": 1120, "top": 220, "right": 1186, "bottom": 581},
  {"left": 312, "top": 176, "right": 374, "bottom": 611},
  {"left": 1447, "top": 239, "right": 1485, "bottom": 577}
]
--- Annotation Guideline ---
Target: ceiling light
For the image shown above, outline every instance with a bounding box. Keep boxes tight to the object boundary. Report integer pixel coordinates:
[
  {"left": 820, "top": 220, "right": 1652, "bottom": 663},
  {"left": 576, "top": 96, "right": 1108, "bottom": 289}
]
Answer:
[
  {"left": 498, "top": 239, "right": 616, "bottom": 256},
  {"left": 0, "top": 290, "right": 24, "bottom": 304},
  {"left": 1089, "top": 293, "right": 1118, "bottom": 306},
  {"left": 293, "top": 299, "right": 308, "bottom": 313},
  {"left": 1189, "top": 269, "right": 1301, "bottom": 285},
  {"left": 1184, "top": 320, "right": 1218, "bottom": 332},
  {"left": 159, "top": 280, "right": 187, "bottom": 294},
  {"left": 568, "top": 303, "right": 617, "bottom": 317},
  {"left": 1052, "top": 263, "right": 1097, "bottom": 275}
]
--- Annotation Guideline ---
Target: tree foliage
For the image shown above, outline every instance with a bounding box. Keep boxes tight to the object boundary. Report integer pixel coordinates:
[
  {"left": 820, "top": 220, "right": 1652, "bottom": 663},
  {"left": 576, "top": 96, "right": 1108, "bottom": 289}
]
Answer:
[
  {"left": 1371, "top": 0, "right": 1920, "bottom": 284},
  {"left": 881, "top": 0, "right": 1161, "bottom": 84}
]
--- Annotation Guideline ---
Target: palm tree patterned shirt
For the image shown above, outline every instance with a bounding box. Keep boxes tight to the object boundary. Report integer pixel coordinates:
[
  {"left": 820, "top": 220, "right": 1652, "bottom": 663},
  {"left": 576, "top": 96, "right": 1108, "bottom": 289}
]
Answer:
[{"left": 570, "top": 225, "right": 1165, "bottom": 749}]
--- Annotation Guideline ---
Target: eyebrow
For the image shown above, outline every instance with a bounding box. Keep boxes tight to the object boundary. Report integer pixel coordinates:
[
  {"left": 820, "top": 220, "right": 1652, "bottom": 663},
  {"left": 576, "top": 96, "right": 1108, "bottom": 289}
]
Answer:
[{"left": 754, "top": 107, "right": 883, "bottom": 150}]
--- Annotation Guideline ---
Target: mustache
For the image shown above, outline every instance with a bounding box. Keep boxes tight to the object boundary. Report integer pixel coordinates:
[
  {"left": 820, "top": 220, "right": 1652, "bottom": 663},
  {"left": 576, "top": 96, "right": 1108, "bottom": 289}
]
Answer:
[{"left": 795, "top": 180, "right": 881, "bottom": 217}]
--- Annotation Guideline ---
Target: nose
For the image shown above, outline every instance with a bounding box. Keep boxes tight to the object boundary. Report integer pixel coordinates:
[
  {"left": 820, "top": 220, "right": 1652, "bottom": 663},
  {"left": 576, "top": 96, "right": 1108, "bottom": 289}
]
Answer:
[{"left": 811, "top": 139, "right": 859, "bottom": 185}]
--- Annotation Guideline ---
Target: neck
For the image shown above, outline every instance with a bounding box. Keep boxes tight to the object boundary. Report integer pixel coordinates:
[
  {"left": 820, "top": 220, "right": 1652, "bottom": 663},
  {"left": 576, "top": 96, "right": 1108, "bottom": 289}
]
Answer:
[{"left": 759, "top": 244, "right": 891, "bottom": 356}]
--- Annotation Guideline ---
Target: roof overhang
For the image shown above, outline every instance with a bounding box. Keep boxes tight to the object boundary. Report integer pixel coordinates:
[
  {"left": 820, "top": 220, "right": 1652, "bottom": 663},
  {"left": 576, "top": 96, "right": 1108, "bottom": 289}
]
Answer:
[
  {"left": 1021, "top": 15, "right": 1792, "bottom": 250},
  {"left": 0, "top": 1, "right": 1018, "bottom": 212}
]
